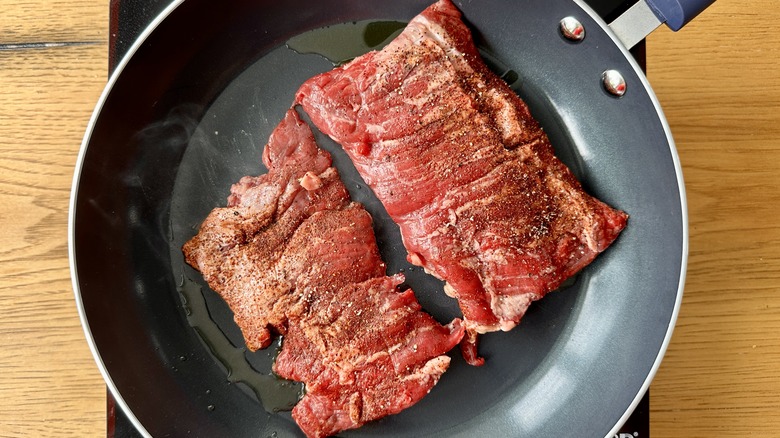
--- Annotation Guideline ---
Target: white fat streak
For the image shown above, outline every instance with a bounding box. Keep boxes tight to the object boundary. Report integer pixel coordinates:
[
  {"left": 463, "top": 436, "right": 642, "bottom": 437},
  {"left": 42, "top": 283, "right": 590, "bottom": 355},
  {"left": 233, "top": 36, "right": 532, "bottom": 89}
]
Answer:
[
  {"left": 415, "top": 15, "right": 466, "bottom": 62},
  {"left": 487, "top": 88, "right": 523, "bottom": 142},
  {"left": 491, "top": 293, "right": 533, "bottom": 332},
  {"left": 465, "top": 318, "right": 501, "bottom": 335},
  {"left": 403, "top": 355, "right": 451, "bottom": 383}
]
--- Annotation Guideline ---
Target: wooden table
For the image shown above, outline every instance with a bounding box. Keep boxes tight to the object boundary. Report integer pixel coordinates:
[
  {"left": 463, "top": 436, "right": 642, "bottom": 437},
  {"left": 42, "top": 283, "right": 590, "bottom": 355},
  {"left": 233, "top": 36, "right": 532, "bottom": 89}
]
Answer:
[{"left": 0, "top": 1, "right": 776, "bottom": 436}]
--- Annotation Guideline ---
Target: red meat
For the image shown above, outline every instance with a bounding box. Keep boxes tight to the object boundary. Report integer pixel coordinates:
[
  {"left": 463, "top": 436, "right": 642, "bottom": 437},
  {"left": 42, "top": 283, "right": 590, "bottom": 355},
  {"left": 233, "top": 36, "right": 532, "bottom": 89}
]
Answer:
[
  {"left": 295, "top": 0, "right": 628, "bottom": 363},
  {"left": 183, "top": 109, "right": 464, "bottom": 437},
  {"left": 275, "top": 275, "right": 463, "bottom": 438}
]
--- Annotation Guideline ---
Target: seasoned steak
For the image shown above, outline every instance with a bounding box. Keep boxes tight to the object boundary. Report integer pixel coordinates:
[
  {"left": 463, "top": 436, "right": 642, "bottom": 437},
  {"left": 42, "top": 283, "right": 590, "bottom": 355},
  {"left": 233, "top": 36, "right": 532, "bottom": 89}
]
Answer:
[
  {"left": 275, "top": 274, "right": 463, "bottom": 438},
  {"left": 295, "top": 0, "right": 628, "bottom": 363},
  {"left": 183, "top": 109, "right": 464, "bottom": 437},
  {"left": 183, "top": 109, "right": 365, "bottom": 351}
]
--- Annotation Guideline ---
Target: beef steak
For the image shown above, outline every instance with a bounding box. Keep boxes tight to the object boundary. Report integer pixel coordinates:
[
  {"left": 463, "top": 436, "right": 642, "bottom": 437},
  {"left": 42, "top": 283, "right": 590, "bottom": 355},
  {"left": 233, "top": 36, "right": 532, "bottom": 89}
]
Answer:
[
  {"left": 183, "top": 109, "right": 464, "bottom": 437},
  {"left": 295, "top": 0, "right": 628, "bottom": 363}
]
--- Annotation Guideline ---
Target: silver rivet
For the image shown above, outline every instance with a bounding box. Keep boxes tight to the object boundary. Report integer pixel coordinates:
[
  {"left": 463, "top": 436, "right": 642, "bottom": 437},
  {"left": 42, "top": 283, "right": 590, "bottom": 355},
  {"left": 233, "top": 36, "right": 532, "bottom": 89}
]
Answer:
[
  {"left": 602, "top": 69, "right": 626, "bottom": 97},
  {"left": 560, "top": 16, "right": 585, "bottom": 42}
]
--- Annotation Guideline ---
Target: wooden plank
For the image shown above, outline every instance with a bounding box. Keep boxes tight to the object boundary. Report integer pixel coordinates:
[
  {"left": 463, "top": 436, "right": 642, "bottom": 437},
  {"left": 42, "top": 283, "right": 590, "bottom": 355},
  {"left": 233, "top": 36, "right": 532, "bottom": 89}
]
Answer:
[
  {"left": 0, "top": 0, "right": 106, "bottom": 44},
  {"left": 647, "top": 1, "right": 780, "bottom": 436},
  {"left": 1, "top": 0, "right": 779, "bottom": 436},
  {"left": 0, "top": 37, "right": 107, "bottom": 438}
]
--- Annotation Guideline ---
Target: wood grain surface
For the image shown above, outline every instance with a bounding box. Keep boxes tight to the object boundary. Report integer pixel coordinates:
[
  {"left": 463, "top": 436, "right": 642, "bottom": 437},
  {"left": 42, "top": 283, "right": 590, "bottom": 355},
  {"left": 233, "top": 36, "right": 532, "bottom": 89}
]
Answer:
[
  {"left": 0, "top": 0, "right": 108, "bottom": 437},
  {"left": 0, "top": 1, "right": 778, "bottom": 437},
  {"left": 647, "top": 2, "right": 780, "bottom": 436}
]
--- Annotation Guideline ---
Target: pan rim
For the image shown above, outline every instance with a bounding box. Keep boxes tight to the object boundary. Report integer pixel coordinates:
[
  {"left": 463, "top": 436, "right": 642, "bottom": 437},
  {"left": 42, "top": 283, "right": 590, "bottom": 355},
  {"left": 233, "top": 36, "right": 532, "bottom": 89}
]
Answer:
[
  {"left": 67, "top": 1, "right": 689, "bottom": 437},
  {"left": 67, "top": 1, "right": 186, "bottom": 437},
  {"left": 569, "top": 0, "right": 689, "bottom": 435}
]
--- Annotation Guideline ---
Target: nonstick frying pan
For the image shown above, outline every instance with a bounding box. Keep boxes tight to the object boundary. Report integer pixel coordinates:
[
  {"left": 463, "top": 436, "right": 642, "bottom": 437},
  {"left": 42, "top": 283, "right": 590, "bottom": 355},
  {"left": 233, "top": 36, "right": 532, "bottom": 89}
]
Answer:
[{"left": 69, "top": 0, "right": 712, "bottom": 436}]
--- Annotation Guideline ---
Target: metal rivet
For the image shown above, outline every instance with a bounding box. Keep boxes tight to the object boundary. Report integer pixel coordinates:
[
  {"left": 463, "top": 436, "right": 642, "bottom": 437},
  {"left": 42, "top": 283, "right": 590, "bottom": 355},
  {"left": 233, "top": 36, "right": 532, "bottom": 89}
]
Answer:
[
  {"left": 602, "top": 69, "right": 627, "bottom": 97},
  {"left": 560, "top": 16, "right": 585, "bottom": 42}
]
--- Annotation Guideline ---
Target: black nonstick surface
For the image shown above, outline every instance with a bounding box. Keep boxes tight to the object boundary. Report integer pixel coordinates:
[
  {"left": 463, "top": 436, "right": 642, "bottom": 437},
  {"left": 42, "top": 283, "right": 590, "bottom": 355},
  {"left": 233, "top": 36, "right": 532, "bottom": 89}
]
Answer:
[{"left": 71, "top": 1, "right": 686, "bottom": 437}]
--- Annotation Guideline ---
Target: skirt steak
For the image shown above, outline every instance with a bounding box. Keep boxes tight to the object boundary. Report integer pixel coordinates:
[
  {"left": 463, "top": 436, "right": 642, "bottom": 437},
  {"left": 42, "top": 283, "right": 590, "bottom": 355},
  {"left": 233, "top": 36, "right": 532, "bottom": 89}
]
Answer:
[
  {"left": 295, "top": 0, "right": 628, "bottom": 364},
  {"left": 183, "top": 109, "right": 464, "bottom": 437}
]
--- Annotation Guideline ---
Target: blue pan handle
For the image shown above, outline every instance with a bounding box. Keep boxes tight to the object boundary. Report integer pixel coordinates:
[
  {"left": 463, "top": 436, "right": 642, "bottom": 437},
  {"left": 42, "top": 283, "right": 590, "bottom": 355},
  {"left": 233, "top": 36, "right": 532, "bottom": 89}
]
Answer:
[
  {"left": 608, "top": 0, "right": 716, "bottom": 48},
  {"left": 646, "top": 0, "right": 716, "bottom": 31}
]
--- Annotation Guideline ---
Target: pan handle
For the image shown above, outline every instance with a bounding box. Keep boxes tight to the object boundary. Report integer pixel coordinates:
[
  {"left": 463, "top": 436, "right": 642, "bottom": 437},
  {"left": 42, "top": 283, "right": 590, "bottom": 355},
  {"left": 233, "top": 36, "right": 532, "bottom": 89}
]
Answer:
[
  {"left": 608, "top": 0, "right": 715, "bottom": 49},
  {"left": 646, "top": 0, "right": 716, "bottom": 31}
]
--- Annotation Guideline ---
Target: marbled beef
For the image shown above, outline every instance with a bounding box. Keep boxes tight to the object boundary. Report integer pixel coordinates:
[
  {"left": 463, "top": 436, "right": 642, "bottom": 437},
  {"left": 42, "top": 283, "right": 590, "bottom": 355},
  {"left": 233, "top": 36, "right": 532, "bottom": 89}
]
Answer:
[
  {"left": 183, "top": 109, "right": 464, "bottom": 437},
  {"left": 295, "top": 0, "right": 628, "bottom": 364}
]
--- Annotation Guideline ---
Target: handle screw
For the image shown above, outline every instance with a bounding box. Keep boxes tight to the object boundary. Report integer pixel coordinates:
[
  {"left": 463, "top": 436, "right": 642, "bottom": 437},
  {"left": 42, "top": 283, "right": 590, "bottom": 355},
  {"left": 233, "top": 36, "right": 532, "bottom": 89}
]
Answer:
[
  {"left": 602, "top": 69, "right": 627, "bottom": 97},
  {"left": 560, "top": 16, "right": 586, "bottom": 42}
]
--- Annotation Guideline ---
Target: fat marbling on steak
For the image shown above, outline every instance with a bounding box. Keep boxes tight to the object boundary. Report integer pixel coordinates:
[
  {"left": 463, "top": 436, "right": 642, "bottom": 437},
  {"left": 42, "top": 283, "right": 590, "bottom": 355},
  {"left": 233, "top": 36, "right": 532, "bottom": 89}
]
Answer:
[
  {"left": 183, "top": 109, "right": 464, "bottom": 438},
  {"left": 295, "top": 0, "right": 628, "bottom": 364}
]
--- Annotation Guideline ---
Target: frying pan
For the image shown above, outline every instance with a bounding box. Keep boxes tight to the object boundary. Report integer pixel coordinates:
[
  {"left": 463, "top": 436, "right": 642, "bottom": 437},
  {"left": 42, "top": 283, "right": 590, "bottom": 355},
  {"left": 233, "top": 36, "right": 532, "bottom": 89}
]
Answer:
[{"left": 69, "top": 0, "right": 711, "bottom": 436}]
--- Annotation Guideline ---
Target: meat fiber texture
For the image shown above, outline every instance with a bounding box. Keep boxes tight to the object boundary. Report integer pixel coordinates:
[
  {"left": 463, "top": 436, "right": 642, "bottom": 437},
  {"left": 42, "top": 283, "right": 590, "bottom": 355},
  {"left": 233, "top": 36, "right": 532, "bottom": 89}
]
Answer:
[
  {"left": 183, "top": 109, "right": 464, "bottom": 438},
  {"left": 295, "top": 0, "right": 628, "bottom": 362}
]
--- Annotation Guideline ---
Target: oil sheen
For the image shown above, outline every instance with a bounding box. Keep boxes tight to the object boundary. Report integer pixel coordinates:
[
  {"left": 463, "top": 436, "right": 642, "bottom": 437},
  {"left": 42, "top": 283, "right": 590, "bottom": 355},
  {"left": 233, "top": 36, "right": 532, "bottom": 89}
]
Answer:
[
  {"left": 286, "top": 19, "right": 521, "bottom": 88},
  {"left": 286, "top": 20, "right": 406, "bottom": 65},
  {"left": 177, "top": 275, "right": 302, "bottom": 413}
]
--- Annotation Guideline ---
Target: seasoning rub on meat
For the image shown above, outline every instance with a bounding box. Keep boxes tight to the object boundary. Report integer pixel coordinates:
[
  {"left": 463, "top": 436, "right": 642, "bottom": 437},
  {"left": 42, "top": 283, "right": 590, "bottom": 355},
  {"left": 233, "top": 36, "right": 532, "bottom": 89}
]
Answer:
[
  {"left": 183, "top": 109, "right": 464, "bottom": 438},
  {"left": 295, "top": 0, "right": 628, "bottom": 364}
]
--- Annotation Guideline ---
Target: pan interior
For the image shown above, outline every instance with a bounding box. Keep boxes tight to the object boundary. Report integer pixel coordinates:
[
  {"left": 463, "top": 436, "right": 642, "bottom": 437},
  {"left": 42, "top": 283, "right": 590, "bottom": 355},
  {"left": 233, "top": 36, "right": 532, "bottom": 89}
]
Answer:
[
  {"left": 168, "top": 41, "right": 584, "bottom": 436},
  {"left": 73, "top": 0, "right": 684, "bottom": 437}
]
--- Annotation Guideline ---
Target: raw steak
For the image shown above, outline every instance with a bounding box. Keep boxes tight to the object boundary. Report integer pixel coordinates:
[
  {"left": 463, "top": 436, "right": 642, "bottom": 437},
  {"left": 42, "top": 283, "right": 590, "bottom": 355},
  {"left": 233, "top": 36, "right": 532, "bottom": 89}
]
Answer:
[
  {"left": 295, "top": 0, "right": 628, "bottom": 364},
  {"left": 183, "top": 109, "right": 464, "bottom": 437},
  {"left": 275, "top": 274, "right": 463, "bottom": 438}
]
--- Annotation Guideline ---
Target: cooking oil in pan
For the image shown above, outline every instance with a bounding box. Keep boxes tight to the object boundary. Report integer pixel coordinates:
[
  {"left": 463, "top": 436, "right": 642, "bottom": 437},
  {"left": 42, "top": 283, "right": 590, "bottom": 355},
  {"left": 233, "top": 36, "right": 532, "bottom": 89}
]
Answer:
[
  {"left": 286, "top": 19, "right": 522, "bottom": 89},
  {"left": 177, "top": 275, "right": 302, "bottom": 413},
  {"left": 286, "top": 19, "right": 406, "bottom": 65}
]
